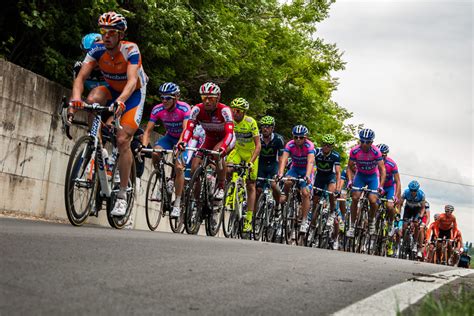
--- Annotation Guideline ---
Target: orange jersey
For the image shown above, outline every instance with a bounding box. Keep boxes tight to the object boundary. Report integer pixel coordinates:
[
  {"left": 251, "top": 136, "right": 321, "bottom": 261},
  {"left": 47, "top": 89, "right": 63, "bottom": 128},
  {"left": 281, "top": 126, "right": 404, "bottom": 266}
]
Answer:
[
  {"left": 425, "top": 221, "right": 437, "bottom": 242},
  {"left": 84, "top": 41, "right": 147, "bottom": 92}
]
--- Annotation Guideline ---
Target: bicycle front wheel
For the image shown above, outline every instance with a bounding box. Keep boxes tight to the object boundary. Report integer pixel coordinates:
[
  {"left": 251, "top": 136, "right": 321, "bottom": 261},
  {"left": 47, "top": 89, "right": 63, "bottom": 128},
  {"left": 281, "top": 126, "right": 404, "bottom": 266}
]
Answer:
[
  {"left": 222, "top": 181, "right": 239, "bottom": 238},
  {"left": 145, "top": 169, "right": 164, "bottom": 231},
  {"left": 184, "top": 166, "right": 204, "bottom": 235},
  {"left": 252, "top": 193, "right": 267, "bottom": 241},
  {"left": 64, "top": 135, "right": 97, "bottom": 226}
]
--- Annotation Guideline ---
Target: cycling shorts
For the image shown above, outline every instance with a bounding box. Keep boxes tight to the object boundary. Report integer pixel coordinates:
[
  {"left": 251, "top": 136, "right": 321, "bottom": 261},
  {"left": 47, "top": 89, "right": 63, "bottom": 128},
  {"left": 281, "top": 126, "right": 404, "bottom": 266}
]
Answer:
[
  {"left": 438, "top": 229, "right": 451, "bottom": 240},
  {"left": 257, "top": 163, "right": 278, "bottom": 188},
  {"left": 403, "top": 205, "right": 421, "bottom": 221},
  {"left": 285, "top": 167, "right": 312, "bottom": 190},
  {"left": 227, "top": 149, "right": 259, "bottom": 181},
  {"left": 155, "top": 134, "right": 179, "bottom": 150},
  {"left": 313, "top": 173, "right": 336, "bottom": 195},
  {"left": 383, "top": 185, "right": 395, "bottom": 200},
  {"left": 97, "top": 85, "right": 146, "bottom": 130},
  {"left": 353, "top": 172, "right": 379, "bottom": 192}
]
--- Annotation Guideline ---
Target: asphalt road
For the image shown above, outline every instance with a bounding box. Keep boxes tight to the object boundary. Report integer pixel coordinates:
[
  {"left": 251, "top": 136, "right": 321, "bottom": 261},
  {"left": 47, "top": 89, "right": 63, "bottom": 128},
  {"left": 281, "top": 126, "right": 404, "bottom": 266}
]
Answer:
[{"left": 0, "top": 218, "right": 459, "bottom": 315}]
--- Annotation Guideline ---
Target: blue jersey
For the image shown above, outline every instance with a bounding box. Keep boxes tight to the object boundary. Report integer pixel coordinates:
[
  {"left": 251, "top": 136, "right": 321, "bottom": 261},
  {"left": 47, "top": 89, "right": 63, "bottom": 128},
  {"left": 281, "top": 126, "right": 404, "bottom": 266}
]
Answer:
[
  {"left": 314, "top": 148, "right": 341, "bottom": 175},
  {"left": 402, "top": 189, "right": 425, "bottom": 207}
]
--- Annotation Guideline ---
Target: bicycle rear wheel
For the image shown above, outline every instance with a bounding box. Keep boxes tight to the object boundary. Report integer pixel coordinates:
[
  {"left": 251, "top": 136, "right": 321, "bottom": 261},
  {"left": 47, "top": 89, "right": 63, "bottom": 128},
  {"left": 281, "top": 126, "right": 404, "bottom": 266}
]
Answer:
[
  {"left": 145, "top": 169, "right": 164, "bottom": 231},
  {"left": 106, "top": 159, "right": 136, "bottom": 229},
  {"left": 252, "top": 193, "right": 267, "bottom": 241},
  {"left": 283, "top": 195, "right": 298, "bottom": 245},
  {"left": 184, "top": 166, "right": 204, "bottom": 235},
  {"left": 64, "top": 135, "right": 97, "bottom": 226},
  {"left": 205, "top": 181, "right": 223, "bottom": 237},
  {"left": 222, "top": 181, "right": 239, "bottom": 238}
]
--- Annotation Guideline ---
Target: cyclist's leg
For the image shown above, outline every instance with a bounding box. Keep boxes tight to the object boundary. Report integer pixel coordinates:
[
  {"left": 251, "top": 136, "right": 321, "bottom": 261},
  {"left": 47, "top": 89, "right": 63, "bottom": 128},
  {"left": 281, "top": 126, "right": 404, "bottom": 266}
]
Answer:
[
  {"left": 280, "top": 167, "right": 299, "bottom": 204},
  {"left": 384, "top": 185, "right": 396, "bottom": 222},
  {"left": 213, "top": 138, "right": 234, "bottom": 195},
  {"left": 327, "top": 175, "right": 337, "bottom": 213},
  {"left": 350, "top": 173, "right": 364, "bottom": 226},
  {"left": 297, "top": 169, "right": 312, "bottom": 223},
  {"left": 366, "top": 173, "right": 379, "bottom": 222},
  {"left": 154, "top": 134, "right": 176, "bottom": 166},
  {"left": 226, "top": 148, "right": 241, "bottom": 182},
  {"left": 312, "top": 174, "right": 324, "bottom": 218}
]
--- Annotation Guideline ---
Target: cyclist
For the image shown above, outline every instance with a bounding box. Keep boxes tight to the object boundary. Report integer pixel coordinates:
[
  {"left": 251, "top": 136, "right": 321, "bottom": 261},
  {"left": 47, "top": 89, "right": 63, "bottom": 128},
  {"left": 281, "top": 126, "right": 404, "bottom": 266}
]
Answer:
[
  {"left": 376, "top": 144, "right": 401, "bottom": 228},
  {"left": 69, "top": 11, "right": 148, "bottom": 216},
  {"left": 277, "top": 125, "right": 315, "bottom": 234},
  {"left": 434, "top": 204, "right": 458, "bottom": 264},
  {"left": 458, "top": 246, "right": 471, "bottom": 269},
  {"left": 142, "top": 82, "right": 191, "bottom": 218},
  {"left": 180, "top": 82, "right": 235, "bottom": 200},
  {"left": 73, "top": 33, "right": 106, "bottom": 92},
  {"left": 256, "top": 116, "right": 285, "bottom": 212},
  {"left": 226, "top": 98, "right": 261, "bottom": 233},
  {"left": 399, "top": 180, "right": 426, "bottom": 257},
  {"left": 451, "top": 229, "right": 463, "bottom": 266},
  {"left": 346, "top": 128, "right": 386, "bottom": 237},
  {"left": 424, "top": 213, "right": 440, "bottom": 263},
  {"left": 312, "top": 134, "right": 341, "bottom": 229}
]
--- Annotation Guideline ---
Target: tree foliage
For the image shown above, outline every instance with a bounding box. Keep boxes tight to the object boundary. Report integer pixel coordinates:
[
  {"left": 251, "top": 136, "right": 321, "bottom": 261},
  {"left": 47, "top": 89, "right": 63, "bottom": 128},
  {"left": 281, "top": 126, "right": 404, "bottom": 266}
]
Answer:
[{"left": 1, "top": 0, "right": 357, "bottom": 160}]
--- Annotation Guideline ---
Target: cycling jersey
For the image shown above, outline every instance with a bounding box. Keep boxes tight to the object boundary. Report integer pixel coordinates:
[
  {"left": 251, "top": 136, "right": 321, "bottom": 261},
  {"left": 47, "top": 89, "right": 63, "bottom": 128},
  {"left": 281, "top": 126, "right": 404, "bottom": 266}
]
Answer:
[
  {"left": 314, "top": 148, "right": 341, "bottom": 175},
  {"left": 84, "top": 41, "right": 147, "bottom": 92},
  {"left": 284, "top": 140, "right": 315, "bottom": 169},
  {"left": 349, "top": 145, "right": 382, "bottom": 175},
  {"left": 383, "top": 156, "right": 399, "bottom": 188},
  {"left": 182, "top": 103, "right": 235, "bottom": 153},
  {"left": 259, "top": 133, "right": 285, "bottom": 165},
  {"left": 73, "top": 60, "right": 106, "bottom": 90},
  {"left": 233, "top": 115, "right": 259, "bottom": 152},
  {"left": 149, "top": 101, "right": 191, "bottom": 138},
  {"left": 401, "top": 189, "right": 425, "bottom": 207}
]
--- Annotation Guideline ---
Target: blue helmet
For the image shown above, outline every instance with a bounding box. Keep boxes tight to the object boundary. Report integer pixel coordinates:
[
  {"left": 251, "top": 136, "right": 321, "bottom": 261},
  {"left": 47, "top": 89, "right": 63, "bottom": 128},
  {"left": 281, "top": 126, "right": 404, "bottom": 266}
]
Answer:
[
  {"left": 81, "top": 33, "right": 101, "bottom": 51},
  {"left": 359, "top": 128, "right": 375, "bottom": 142},
  {"left": 408, "top": 180, "right": 420, "bottom": 191},
  {"left": 159, "top": 82, "right": 180, "bottom": 95},
  {"left": 292, "top": 125, "right": 309, "bottom": 137},
  {"left": 377, "top": 143, "right": 389, "bottom": 154}
]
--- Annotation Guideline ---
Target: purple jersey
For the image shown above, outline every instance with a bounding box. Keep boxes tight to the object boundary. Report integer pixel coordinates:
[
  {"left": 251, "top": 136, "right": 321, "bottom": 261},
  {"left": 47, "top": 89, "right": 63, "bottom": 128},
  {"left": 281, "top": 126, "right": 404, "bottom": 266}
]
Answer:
[
  {"left": 149, "top": 101, "right": 191, "bottom": 138},
  {"left": 383, "top": 156, "right": 399, "bottom": 187},
  {"left": 284, "top": 140, "right": 315, "bottom": 169},
  {"left": 349, "top": 144, "right": 382, "bottom": 175}
]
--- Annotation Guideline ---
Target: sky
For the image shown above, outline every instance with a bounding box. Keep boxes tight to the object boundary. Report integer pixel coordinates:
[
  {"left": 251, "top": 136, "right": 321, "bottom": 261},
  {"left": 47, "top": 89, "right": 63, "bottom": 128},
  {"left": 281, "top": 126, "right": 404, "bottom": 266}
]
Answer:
[{"left": 315, "top": 0, "right": 473, "bottom": 242}]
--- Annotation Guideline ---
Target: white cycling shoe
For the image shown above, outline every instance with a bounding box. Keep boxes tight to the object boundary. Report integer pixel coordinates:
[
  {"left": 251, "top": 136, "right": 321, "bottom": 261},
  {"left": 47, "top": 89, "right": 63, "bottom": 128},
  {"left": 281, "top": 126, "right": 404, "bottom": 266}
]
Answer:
[
  {"left": 170, "top": 206, "right": 181, "bottom": 218},
  {"left": 111, "top": 198, "right": 127, "bottom": 216},
  {"left": 346, "top": 227, "right": 355, "bottom": 237},
  {"left": 214, "top": 188, "right": 225, "bottom": 200},
  {"left": 369, "top": 221, "right": 376, "bottom": 235},
  {"left": 299, "top": 220, "right": 309, "bottom": 233}
]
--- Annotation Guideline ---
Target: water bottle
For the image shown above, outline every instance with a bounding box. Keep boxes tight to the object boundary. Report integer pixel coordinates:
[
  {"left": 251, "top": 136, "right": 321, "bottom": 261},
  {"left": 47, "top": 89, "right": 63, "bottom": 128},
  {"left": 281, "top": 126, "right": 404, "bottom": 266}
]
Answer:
[
  {"left": 307, "top": 211, "right": 313, "bottom": 222},
  {"left": 242, "top": 201, "right": 247, "bottom": 215},
  {"left": 206, "top": 173, "right": 216, "bottom": 195},
  {"left": 166, "top": 178, "right": 174, "bottom": 195},
  {"left": 109, "top": 147, "right": 117, "bottom": 171}
]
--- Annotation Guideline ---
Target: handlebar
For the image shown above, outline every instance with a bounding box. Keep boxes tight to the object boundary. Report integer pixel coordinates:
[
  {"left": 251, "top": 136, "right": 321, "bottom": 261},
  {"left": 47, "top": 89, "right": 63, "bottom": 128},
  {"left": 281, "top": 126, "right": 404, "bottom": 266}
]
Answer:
[
  {"left": 280, "top": 176, "right": 306, "bottom": 183},
  {"left": 256, "top": 177, "right": 275, "bottom": 183},
  {"left": 352, "top": 186, "right": 378, "bottom": 194},
  {"left": 313, "top": 187, "right": 334, "bottom": 196}
]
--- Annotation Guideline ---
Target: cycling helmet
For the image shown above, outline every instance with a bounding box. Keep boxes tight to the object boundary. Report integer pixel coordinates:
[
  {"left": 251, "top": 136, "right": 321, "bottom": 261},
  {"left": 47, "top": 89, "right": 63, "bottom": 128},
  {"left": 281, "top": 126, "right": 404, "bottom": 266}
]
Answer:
[
  {"left": 159, "top": 82, "right": 180, "bottom": 95},
  {"left": 292, "top": 125, "right": 309, "bottom": 137},
  {"left": 199, "top": 82, "right": 221, "bottom": 95},
  {"left": 98, "top": 12, "right": 127, "bottom": 31},
  {"left": 322, "top": 134, "right": 336, "bottom": 145},
  {"left": 81, "top": 33, "right": 101, "bottom": 51},
  {"left": 408, "top": 180, "right": 420, "bottom": 191},
  {"left": 445, "top": 204, "right": 454, "bottom": 212},
  {"left": 259, "top": 115, "right": 275, "bottom": 126},
  {"left": 230, "top": 98, "right": 249, "bottom": 111},
  {"left": 377, "top": 143, "right": 389, "bottom": 154},
  {"left": 359, "top": 128, "right": 375, "bottom": 141},
  {"left": 433, "top": 213, "right": 440, "bottom": 221}
]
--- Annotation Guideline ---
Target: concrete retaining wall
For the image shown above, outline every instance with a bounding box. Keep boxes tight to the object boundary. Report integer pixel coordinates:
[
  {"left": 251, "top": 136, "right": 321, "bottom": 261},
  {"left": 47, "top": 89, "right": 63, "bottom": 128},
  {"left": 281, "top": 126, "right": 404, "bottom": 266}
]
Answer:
[{"left": 0, "top": 59, "right": 175, "bottom": 232}]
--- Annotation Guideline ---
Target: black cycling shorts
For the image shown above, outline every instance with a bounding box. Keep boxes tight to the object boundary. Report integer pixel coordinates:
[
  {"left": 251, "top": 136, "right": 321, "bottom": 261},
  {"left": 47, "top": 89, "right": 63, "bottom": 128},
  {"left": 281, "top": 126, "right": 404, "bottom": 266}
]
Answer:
[
  {"left": 438, "top": 229, "right": 451, "bottom": 240},
  {"left": 403, "top": 205, "right": 421, "bottom": 221}
]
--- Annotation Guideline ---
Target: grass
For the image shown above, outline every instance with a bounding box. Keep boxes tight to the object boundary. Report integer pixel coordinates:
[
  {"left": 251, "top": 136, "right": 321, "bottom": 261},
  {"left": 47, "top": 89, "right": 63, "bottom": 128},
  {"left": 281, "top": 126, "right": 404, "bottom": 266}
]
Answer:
[{"left": 400, "top": 283, "right": 474, "bottom": 316}]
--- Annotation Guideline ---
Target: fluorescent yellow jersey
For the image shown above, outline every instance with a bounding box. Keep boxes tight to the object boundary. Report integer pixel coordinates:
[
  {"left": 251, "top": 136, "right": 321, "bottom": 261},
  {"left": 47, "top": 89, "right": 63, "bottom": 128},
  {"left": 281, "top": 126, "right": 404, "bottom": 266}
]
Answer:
[{"left": 234, "top": 115, "right": 259, "bottom": 152}]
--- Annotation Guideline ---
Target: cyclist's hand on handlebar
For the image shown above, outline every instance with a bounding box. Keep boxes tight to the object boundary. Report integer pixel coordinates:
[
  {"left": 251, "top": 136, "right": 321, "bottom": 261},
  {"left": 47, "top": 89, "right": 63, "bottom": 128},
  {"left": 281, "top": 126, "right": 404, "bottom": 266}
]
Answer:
[
  {"left": 334, "top": 190, "right": 340, "bottom": 198},
  {"left": 113, "top": 100, "right": 126, "bottom": 116},
  {"left": 304, "top": 176, "right": 311, "bottom": 185},
  {"left": 377, "top": 186, "right": 385, "bottom": 196},
  {"left": 247, "top": 161, "right": 254, "bottom": 170},
  {"left": 177, "top": 141, "right": 186, "bottom": 152},
  {"left": 274, "top": 173, "right": 283, "bottom": 182},
  {"left": 347, "top": 180, "right": 353, "bottom": 189},
  {"left": 69, "top": 99, "right": 84, "bottom": 110}
]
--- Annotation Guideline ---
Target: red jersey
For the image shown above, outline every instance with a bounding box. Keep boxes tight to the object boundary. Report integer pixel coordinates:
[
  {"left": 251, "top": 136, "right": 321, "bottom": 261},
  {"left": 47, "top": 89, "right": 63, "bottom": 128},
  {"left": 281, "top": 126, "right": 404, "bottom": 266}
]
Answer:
[{"left": 434, "top": 213, "right": 457, "bottom": 238}]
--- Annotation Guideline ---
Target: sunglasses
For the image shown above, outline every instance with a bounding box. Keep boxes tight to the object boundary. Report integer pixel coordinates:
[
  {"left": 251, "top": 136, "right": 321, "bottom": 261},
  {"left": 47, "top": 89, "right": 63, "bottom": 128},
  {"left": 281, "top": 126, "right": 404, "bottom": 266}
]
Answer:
[
  {"left": 201, "top": 95, "right": 218, "bottom": 101},
  {"left": 322, "top": 143, "right": 333, "bottom": 147},
  {"left": 99, "top": 28, "right": 122, "bottom": 36},
  {"left": 360, "top": 140, "right": 372, "bottom": 144},
  {"left": 293, "top": 136, "right": 305, "bottom": 140},
  {"left": 261, "top": 125, "right": 273, "bottom": 129},
  {"left": 160, "top": 95, "right": 175, "bottom": 101}
]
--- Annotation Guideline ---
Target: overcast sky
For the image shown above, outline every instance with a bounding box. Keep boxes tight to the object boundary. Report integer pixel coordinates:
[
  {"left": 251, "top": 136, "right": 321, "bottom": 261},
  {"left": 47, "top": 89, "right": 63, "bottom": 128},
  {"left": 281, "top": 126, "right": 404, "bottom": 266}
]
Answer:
[{"left": 315, "top": 0, "right": 473, "bottom": 242}]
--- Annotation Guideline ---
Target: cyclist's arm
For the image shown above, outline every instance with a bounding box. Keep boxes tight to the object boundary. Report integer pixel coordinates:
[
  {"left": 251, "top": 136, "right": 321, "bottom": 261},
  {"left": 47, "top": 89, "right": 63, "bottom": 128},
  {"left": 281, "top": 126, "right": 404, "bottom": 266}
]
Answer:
[
  {"left": 71, "top": 61, "right": 95, "bottom": 100},
  {"left": 378, "top": 159, "right": 386, "bottom": 187},
  {"left": 178, "top": 118, "right": 189, "bottom": 143},
  {"left": 278, "top": 151, "right": 289, "bottom": 176},
  {"left": 116, "top": 64, "right": 139, "bottom": 104},
  {"left": 335, "top": 164, "right": 342, "bottom": 192},
  {"left": 306, "top": 153, "right": 315, "bottom": 179},
  {"left": 250, "top": 135, "right": 261, "bottom": 164},
  {"left": 425, "top": 209, "right": 430, "bottom": 225},
  {"left": 347, "top": 160, "right": 355, "bottom": 182},
  {"left": 142, "top": 121, "right": 155, "bottom": 147},
  {"left": 394, "top": 172, "right": 402, "bottom": 199}
]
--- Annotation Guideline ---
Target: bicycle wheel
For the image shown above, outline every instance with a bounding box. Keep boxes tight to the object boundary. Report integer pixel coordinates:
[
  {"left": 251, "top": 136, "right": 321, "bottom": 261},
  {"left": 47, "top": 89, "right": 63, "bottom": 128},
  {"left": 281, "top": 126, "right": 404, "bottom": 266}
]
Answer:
[
  {"left": 222, "top": 181, "right": 238, "bottom": 238},
  {"left": 252, "top": 193, "right": 267, "bottom": 241},
  {"left": 106, "top": 159, "right": 136, "bottom": 229},
  {"left": 145, "top": 169, "right": 164, "bottom": 231},
  {"left": 64, "top": 135, "right": 97, "bottom": 226},
  {"left": 184, "top": 166, "right": 204, "bottom": 235},
  {"left": 206, "top": 178, "right": 223, "bottom": 237},
  {"left": 169, "top": 203, "right": 185, "bottom": 233},
  {"left": 283, "top": 194, "right": 298, "bottom": 245}
]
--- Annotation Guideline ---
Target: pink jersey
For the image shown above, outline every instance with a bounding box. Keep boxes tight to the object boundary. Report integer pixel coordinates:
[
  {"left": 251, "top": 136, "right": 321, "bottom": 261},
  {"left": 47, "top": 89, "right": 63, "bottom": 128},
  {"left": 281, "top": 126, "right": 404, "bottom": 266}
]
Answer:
[
  {"left": 383, "top": 156, "right": 399, "bottom": 187},
  {"left": 149, "top": 101, "right": 191, "bottom": 138},
  {"left": 349, "top": 144, "right": 382, "bottom": 175},
  {"left": 284, "top": 140, "right": 315, "bottom": 169}
]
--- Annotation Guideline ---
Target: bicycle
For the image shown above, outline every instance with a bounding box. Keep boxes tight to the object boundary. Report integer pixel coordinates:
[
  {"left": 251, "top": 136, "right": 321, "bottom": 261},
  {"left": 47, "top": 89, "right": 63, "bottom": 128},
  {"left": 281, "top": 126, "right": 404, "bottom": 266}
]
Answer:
[
  {"left": 399, "top": 217, "right": 420, "bottom": 260},
  {"left": 222, "top": 162, "right": 251, "bottom": 239},
  {"left": 141, "top": 147, "right": 186, "bottom": 233},
  {"left": 368, "top": 198, "right": 392, "bottom": 256},
  {"left": 253, "top": 177, "right": 277, "bottom": 241},
  {"left": 434, "top": 237, "right": 454, "bottom": 265},
  {"left": 184, "top": 148, "right": 223, "bottom": 236},
  {"left": 305, "top": 187, "right": 334, "bottom": 249},
  {"left": 280, "top": 177, "right": 305, "bottom": 245},
  {"left": 61, "top": 101, "right": 135, "bottom": 229}
]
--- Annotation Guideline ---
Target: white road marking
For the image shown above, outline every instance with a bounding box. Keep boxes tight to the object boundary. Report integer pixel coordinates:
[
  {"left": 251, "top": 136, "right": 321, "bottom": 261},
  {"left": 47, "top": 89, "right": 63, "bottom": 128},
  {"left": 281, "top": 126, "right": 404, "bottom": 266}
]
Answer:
[{"left": 333, "top": 268, "right": 473, "bottom": 316}]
